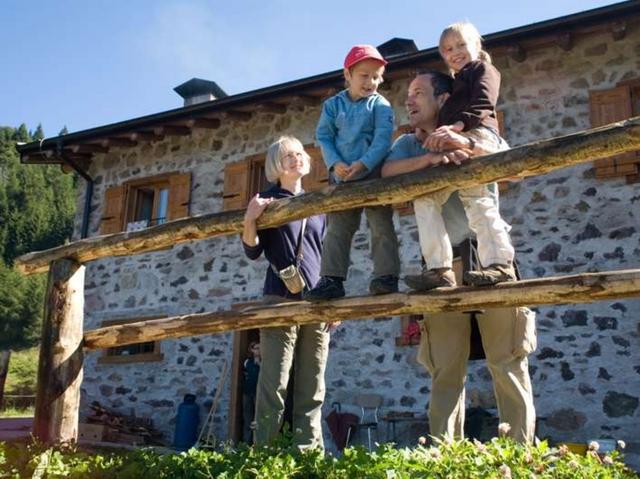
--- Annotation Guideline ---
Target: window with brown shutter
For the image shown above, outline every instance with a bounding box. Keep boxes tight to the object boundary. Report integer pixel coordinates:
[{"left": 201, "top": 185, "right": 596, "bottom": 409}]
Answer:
[
  {"left": 247, "top": 154, "right": 269, "bottom": 199},
  {"left": 99, "top": 172, "right": 192, "bottom": 234},
  {"left": 168, "top": 172, "right": 192, "bottom": 220},
  {"left": 222, "top": 159, "right": 250, "bottom": 211},
  {"left": 222, "top": 146, "right": 329, "bottom": 211},
  {"left": 222, "top": 155, "right": 270, "bottom": 211},
  {"left": 589, "top": 81, "right": 640, "bottom": 182}
]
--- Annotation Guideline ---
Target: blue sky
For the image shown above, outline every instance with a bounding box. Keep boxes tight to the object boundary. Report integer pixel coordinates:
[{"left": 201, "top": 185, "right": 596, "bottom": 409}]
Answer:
[{"left": 1, "top": 0, "right": 618, "bottom": 137}]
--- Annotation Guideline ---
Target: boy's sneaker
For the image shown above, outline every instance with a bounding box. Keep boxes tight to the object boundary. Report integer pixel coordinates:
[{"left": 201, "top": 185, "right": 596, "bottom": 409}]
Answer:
[
  {"left": 369, "top": 275, "right": 399, "bottom": 295},
  {"left": 464, "top": 263, "right": 516, "bottom": 286},
  {"left": 405, "top": 267, "right": 457, "bottom": 291},
  {"left": 303, "top": 276, "right": 345, "bottom": 301}
]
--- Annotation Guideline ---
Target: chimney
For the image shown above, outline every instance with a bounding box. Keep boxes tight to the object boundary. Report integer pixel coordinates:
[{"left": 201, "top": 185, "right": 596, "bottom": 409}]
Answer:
[
  {"left": 377, "top": 38, "right": 419, "bottom": 60},
  {"left": 174, "top": 78, "right": 228, "bottom": 106}
]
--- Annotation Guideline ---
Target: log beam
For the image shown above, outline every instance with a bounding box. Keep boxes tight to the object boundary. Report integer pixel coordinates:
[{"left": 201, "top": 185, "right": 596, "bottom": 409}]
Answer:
[
  {"left": 154, "top": 125, "right": 191, "bottom": 137},
  {"left": 102, "top": 137, "right": 138, "bottom": 148},
  {"left": 257, "top": 102, "right": 287, "bottom": 114},
  {"left": 508, "top": 44, "right": 527, "bottom": 63},
  {"left": 556, "top": 32, "right": 573, "bottom": 51},
  {"left": 290, "top": 95, "right": 319, "bottom": 107},
  {"left": 185, "top": 118, "right": 221, "bottom": 129},
  {"left": 68, "top": 144, "right": 109, "bottom": 154},
  {"left": 129, "top": 131, "right": 164, "bottom": 142},
  {"left": 14, "top": 117, "right": 640, "bottom": 275},
  {"left": 611, "top": 21, "right": 626, "bottom": 41},
  {"left": 225, "top": 111, "right": 252, "bottom": 121},
  {"left": 82, "top": 269, "right": 640, "bottom": 350},
  {"left": 33, "top": 259, "right": 84, "bottom": 444}
]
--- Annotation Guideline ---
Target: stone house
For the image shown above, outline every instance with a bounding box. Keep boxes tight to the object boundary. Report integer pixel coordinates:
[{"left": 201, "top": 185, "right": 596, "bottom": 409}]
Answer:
[{"left": 17, "top": 0, "right": 640, "bottom": 465}]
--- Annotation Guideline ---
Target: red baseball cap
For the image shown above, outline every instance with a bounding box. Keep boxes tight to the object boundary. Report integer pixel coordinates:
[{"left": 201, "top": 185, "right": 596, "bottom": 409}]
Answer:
[{"left": 344, "top": 45, "right": 387, "bottom": 69}]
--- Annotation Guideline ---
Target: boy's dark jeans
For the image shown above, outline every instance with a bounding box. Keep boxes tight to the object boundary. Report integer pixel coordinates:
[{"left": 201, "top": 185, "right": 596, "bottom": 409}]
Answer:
[{"left": 320, "top": 165, "right": 400, "bottom": 279}]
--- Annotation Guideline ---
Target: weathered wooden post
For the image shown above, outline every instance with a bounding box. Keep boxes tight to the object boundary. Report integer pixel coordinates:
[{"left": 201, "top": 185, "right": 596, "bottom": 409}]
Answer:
[{"left": 33, "top": 258, "right": 85, "bottom": 444}]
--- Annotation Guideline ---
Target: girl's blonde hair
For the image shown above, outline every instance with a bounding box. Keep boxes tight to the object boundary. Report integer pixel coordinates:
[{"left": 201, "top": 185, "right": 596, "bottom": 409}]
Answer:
[
  {"left": 439, "top": 22, "right": 491, "bottom": 68},
  {"left": 265, "top": 135, "right": 311, "bottom": 183}
]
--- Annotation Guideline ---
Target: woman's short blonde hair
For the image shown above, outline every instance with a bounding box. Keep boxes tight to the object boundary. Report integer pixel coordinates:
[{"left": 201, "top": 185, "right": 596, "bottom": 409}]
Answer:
[
  {"left": 439, "top": 21, "right": 492, "bottom": 66},
  {"left": 265, "top": 135, "right": 311, "bottom": 183}
]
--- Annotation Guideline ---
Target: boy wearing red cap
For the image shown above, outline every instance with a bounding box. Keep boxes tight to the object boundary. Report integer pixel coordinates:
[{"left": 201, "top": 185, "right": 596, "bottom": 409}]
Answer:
[{"left": 305, "top": 45, "right": 400, "bottom": 300}]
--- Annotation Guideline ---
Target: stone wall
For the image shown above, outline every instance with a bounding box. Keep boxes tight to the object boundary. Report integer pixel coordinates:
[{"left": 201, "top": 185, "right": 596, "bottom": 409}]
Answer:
[{"left": 76, "top": 22, "right": 639, "bottom": 463}]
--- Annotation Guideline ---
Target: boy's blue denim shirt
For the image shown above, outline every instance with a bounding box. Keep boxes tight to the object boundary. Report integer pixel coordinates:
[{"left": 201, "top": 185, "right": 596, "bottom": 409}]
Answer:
[{"left": 316, "top": 90, "right": 394, "bottom": 182}]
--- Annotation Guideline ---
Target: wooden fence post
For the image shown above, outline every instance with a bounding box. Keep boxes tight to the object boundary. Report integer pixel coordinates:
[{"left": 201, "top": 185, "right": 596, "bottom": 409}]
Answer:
[{"left": 33, "top": 258, "right": 85, "bottom": 444}]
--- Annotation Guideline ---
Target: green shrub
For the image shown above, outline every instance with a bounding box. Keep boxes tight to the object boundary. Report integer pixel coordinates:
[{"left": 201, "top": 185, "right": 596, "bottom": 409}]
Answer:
[
  {"left": 5, "top": 347, "right": 39, "bottom": 396},
  {"left": 0, "top": 438, "right": 637, "bottom": 478}
]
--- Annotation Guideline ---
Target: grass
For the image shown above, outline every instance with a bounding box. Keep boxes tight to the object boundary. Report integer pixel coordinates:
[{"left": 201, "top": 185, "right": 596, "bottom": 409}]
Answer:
[
  {"left": 1, "top": 348, "right": 37, "bottom": 418},
  {"left": 0, "top": 406, "right": 34, "bottom": 418},
  {"left": 4, "top": 347, "right": 38, "bottom": 396}
]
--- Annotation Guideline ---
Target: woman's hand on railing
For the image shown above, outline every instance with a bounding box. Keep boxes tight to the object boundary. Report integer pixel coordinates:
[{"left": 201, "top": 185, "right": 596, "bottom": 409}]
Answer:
[{"left": 244, "top": 194, "right": 274, "bottom": 223}]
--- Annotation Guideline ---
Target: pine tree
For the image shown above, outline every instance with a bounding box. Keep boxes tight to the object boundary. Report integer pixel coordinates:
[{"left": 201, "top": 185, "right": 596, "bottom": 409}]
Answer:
[
  {"left": 32, "top": 124, "right": 45, "bottom": 141},
  {"left": 0, "top": 125, "right": 77, "bottom": 404},
  {"left": 12, "top": 124, "right": 29, "bottom": 143}
]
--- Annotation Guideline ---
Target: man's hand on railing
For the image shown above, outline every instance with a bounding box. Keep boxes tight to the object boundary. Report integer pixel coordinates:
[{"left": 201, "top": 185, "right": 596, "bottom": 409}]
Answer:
[
  {"left": 441, "top": 149, "right": 473, "bottom": 166},
  {"left": 423, "top": 125, "right": 470, "bottom": 152}
]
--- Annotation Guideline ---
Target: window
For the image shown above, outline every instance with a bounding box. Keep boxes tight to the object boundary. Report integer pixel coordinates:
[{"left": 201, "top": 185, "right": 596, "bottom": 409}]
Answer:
[
  {"left": 589, "top": 78, "right": 640, "bottom": 182},
  {"left": 100, "top": 172, "right": 191, "bottom": 234},
  {"left": 222, "top": 146, "right": 328, "bottom": 211},
  {"left": 127, "top": 179, "right": 170, "bottom": 230},
  {"left": 97, "top": 316, "right": 164, "bottom": 364},
  {"left": 222, "top": 154, "right": 269, "bottom": 211}
]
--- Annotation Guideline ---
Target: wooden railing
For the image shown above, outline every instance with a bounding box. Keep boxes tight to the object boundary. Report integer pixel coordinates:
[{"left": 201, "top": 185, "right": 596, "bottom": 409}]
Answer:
[{"left": 15, "top": 117, "right": 640, "bottom": 444}]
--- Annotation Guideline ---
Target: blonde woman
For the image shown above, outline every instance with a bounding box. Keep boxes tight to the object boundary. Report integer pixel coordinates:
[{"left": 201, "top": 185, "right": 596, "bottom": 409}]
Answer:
[{"left": 242, "top": 135, "right": 328, "bottom": 449}]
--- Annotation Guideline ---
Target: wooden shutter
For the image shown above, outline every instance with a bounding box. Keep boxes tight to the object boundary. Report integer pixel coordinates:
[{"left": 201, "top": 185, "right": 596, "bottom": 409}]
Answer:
[
  {"left": 247, "top": 154, "right": 269, "bottom": 198},
  {"left": 168, "top": 172, "right": 191, "bottom": 220},
  {"left": 302, "top": 145, "right": 328, "bottom": 192},
  {"left": 100, "top": 185, "right": 126, "bottom": 235},
  {"left": 589, "top": 86, "right": 637, "bottom": 178},
  {"left": 223, "top": 159, "right": 250, "bottom": 210}
]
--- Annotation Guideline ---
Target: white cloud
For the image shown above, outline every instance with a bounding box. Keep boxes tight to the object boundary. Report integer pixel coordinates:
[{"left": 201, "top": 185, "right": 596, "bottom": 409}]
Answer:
[{"left": 137, "top": 2, "right": 278, "bottom": 94}]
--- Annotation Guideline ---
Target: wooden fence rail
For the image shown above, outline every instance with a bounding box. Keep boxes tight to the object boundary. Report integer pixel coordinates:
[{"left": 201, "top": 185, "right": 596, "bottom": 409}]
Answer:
[
  {"left": 82, "top": 269, "right": 640, "bottom": 350},
  {"left": 20, "top": 118, "right": 640, "bottom": 444},
  {"left": 15, "top": 117, "right": 640, "bottom": 275}
]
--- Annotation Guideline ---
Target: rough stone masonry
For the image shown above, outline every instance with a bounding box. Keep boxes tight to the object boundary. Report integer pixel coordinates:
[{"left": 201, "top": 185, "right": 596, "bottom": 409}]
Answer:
[{"left": 76, "top": 23, "right": 639, "bottom": 464}]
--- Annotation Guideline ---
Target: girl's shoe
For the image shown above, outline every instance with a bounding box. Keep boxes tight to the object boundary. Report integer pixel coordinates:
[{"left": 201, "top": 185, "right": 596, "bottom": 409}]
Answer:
[
  {"left": 405, "top": 267, "right": 457, "bottom": 291},
  {"left": 464, "top": 264, "right": 516, "bottom": 286}
]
